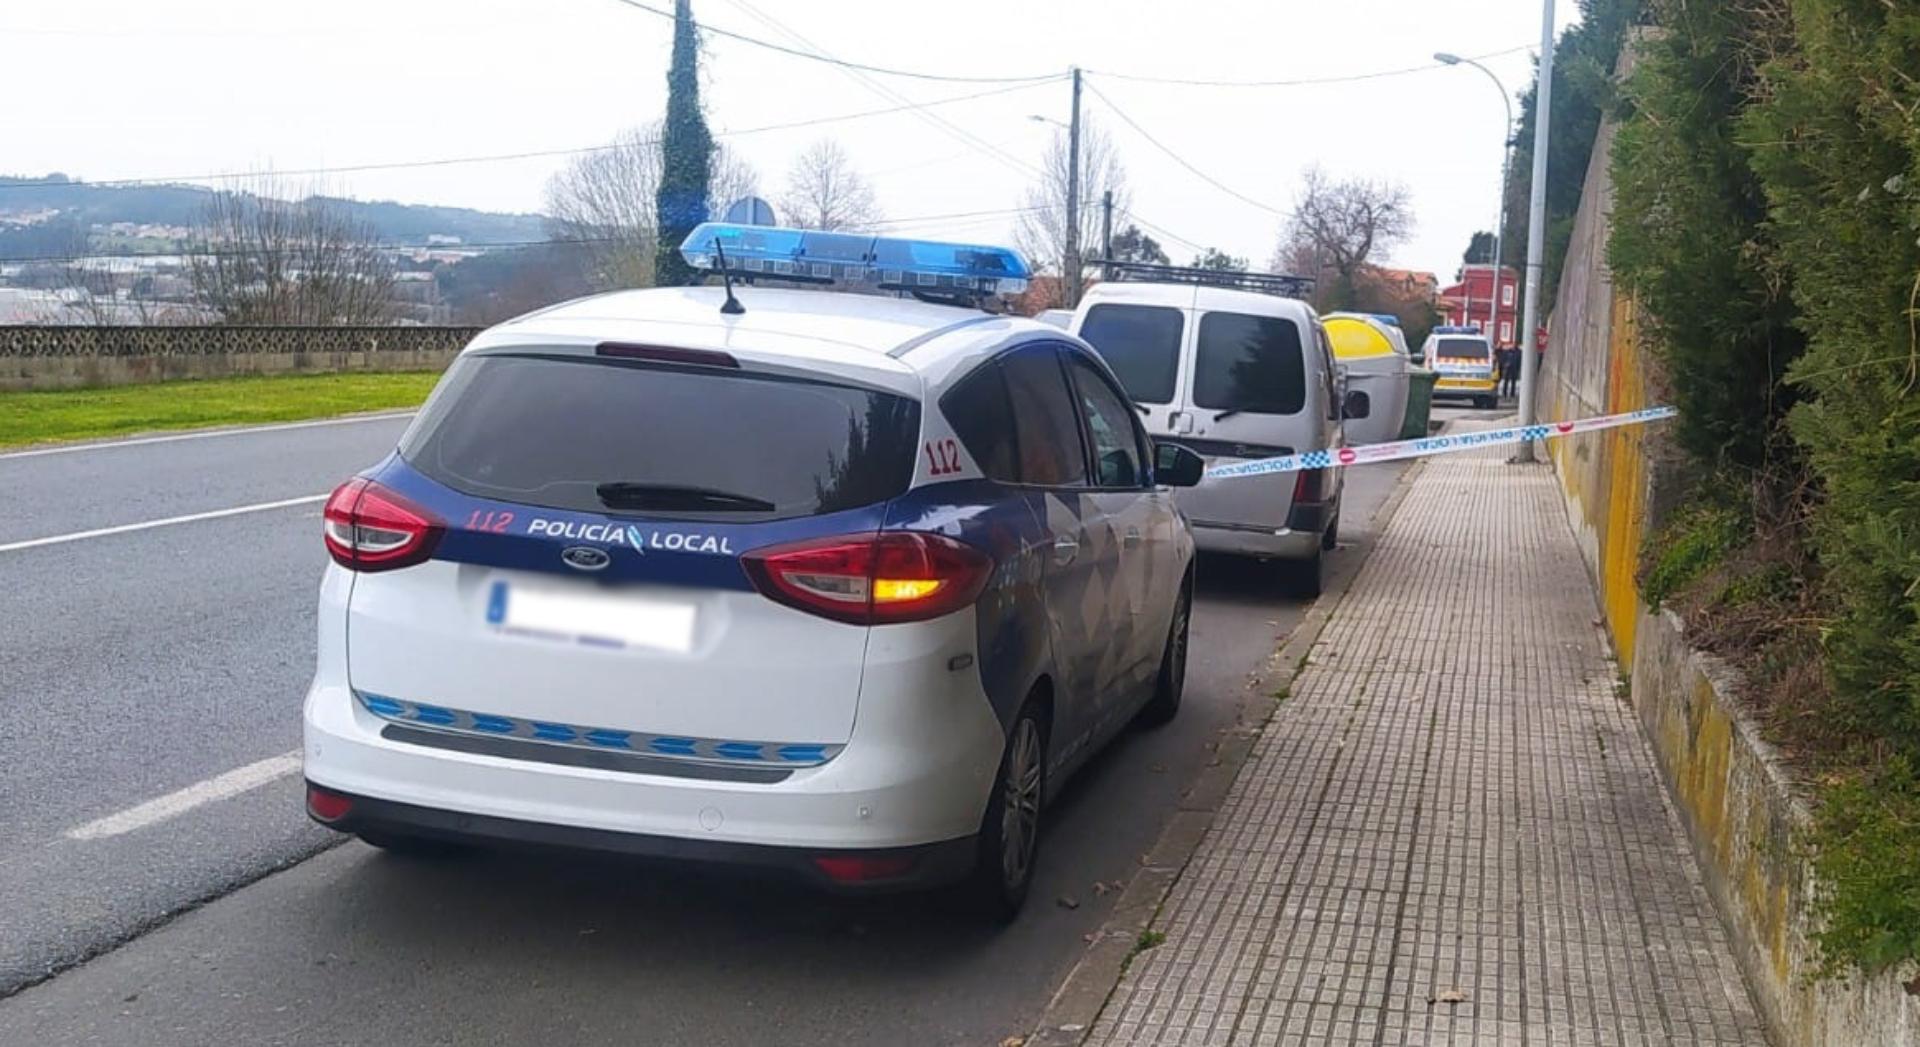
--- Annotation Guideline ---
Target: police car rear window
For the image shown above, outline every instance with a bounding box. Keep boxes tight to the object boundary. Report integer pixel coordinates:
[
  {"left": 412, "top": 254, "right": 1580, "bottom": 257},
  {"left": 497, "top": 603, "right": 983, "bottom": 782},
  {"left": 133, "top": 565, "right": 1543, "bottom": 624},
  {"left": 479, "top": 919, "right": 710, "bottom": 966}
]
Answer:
[
  {"left": 1434, "top": 337, "right": 1490, "bottom": 360},
  {"left": 1077, "top": 304, "right": 1183, "bottom": 404},
  {"left": 399, "top": 353, "right": 920, "bottom": 520},
  {"left": 1192, "top": 312, "right": 1306, "bottom": 416}
]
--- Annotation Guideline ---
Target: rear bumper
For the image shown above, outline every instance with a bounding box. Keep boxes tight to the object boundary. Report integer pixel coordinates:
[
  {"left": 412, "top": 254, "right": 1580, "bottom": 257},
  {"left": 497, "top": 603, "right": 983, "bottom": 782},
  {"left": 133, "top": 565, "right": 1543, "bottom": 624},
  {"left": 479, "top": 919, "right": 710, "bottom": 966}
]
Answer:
[
  {"left": 304, "top": 672, "right": 1003, "bottom": 857},
  {"left": 1432, "top": 376, "right": 1497, "bottom": 401},
  {"left": 307, "top": 783, "right": 976, "bottom": 892}
]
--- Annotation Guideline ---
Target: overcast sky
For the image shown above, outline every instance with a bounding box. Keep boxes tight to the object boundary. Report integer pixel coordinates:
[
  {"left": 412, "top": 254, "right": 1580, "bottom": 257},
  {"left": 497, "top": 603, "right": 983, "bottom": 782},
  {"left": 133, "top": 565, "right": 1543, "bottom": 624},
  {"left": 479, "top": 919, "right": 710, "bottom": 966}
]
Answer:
[{"left": 10, "top": 0, "right": 1578, "bottom": 281}]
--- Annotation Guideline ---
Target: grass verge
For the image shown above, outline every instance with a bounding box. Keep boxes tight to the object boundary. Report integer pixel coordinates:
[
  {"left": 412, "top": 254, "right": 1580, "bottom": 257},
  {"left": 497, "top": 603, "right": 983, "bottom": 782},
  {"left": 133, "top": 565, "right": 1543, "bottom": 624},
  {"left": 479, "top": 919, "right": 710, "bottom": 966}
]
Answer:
[{"left": 0, "top": 372, "right": 441, "bottom": 449}]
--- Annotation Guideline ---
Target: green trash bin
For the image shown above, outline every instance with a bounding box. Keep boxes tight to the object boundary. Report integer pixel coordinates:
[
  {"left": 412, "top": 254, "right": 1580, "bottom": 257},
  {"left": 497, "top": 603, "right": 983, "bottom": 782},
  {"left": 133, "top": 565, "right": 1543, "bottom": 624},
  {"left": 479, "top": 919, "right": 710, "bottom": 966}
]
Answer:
[{"left": 1399, "top": 369, "right": 1438, "bottom": 439}]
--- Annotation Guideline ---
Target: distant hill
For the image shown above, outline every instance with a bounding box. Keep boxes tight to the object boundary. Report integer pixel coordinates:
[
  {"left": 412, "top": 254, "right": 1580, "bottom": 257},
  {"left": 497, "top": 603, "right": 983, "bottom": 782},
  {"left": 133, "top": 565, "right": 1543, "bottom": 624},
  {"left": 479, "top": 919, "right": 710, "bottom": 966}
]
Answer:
[{"left": 0, "top": 175, "right": 548, "bottom": 250}]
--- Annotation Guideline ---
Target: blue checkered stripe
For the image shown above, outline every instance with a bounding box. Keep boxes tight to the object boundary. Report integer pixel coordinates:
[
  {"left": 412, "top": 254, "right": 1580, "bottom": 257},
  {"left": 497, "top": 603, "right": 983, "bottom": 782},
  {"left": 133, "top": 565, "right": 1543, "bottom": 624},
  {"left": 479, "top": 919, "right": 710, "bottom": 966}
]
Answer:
[
  {"left": 1297, "top": 450, "right": 1334, "bottom": 469},
  {"left": 355, "top": 691, "right": 841, "bottom": 767}
]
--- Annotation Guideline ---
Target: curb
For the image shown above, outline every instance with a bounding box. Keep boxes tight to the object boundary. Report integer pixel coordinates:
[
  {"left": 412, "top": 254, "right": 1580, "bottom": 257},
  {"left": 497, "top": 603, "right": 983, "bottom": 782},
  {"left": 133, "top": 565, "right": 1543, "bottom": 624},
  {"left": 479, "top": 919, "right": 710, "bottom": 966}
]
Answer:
[{"left": 1023, "top": 454, "right": 1430, "bottom": 1047}]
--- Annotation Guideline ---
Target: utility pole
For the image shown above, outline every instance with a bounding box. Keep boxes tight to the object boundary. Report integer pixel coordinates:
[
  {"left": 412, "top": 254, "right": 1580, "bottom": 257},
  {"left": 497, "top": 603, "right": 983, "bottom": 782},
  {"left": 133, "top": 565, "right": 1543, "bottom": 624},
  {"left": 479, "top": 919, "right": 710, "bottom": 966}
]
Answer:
[
  {"left": 1101, "top": 190, "right": 1113, "bottom": 277},
  {"left": 1514, "top": 0, "right": 1554, "bottom": 462},
  {"left": 1064, "top": 67, "right": 1083, "bottom": 308}
]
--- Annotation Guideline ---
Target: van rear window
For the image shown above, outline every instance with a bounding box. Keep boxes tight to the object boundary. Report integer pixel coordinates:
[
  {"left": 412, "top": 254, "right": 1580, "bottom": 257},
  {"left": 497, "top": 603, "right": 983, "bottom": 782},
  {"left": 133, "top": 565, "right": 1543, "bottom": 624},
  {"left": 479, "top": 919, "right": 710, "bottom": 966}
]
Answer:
[
  {"left": 399, "top": 353, "right": 919, "bottom": 520},
  {"left": 1077, "top": 304, "right": 1183, "bottom": 404},
  {"left": 1192, "top": 312, "right": 1306, "bottom": 416}
]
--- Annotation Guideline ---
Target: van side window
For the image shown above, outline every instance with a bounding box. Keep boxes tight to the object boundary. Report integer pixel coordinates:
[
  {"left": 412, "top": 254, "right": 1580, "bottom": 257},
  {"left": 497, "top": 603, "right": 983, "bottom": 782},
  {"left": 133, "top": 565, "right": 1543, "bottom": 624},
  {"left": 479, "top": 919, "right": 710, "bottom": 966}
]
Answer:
[
  {"left": 940, "top": 361, "right": 1020, "bottom": 483},
  {"left": 1000, "top": 345, "right": 1089, "bottom": 487},
  {"left": 1064, "top": 353, "right": 1146, "bottom": 489},
  {"left": 1317, "top": 324, "right": 1339, "bottom": 421}
]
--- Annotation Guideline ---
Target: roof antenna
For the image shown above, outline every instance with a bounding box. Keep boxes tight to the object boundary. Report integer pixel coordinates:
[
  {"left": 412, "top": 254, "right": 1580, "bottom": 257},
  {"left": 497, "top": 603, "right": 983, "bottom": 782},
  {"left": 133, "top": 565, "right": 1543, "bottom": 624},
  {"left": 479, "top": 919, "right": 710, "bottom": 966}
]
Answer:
[{"left": 711, "top": 237, "right": 746, "bottom": 315}]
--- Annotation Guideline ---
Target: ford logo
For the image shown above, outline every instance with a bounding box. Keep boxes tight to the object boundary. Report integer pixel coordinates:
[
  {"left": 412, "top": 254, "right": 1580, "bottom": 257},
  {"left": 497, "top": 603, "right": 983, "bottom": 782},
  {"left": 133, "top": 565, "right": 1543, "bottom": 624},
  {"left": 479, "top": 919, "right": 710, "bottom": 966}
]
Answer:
[{"left": 560, "top": 546, "right": 610, "bottom": 572}]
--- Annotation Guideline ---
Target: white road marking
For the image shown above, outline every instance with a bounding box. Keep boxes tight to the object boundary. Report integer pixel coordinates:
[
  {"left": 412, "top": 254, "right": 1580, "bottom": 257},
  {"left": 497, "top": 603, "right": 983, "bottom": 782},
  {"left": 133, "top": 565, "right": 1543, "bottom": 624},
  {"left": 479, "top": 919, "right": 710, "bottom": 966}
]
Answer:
[
  {"left": 0, "top": 410, "right": 415, "bottom": 461},
  {"left": 65, "top": 751, "right": 302, "bottom": 841},
  {"left": 0, "top": 494, "right": 326, "bottom": 554}
]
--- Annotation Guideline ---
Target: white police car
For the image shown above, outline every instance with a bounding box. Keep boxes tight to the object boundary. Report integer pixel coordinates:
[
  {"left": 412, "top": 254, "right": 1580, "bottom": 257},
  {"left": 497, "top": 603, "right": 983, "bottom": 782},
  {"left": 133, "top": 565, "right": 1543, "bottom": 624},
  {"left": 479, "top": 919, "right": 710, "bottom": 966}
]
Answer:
[{"left": 303, "top": 223, "right": 1203, "bottom": 917}]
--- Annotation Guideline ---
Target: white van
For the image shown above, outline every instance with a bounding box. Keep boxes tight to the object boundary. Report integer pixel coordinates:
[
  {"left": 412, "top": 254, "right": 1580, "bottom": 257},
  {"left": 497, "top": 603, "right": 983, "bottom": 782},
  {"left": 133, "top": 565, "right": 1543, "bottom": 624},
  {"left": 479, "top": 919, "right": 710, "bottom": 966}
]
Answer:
[{"left": 1069, "top": 267, "right": 1368, "bottom": 596}]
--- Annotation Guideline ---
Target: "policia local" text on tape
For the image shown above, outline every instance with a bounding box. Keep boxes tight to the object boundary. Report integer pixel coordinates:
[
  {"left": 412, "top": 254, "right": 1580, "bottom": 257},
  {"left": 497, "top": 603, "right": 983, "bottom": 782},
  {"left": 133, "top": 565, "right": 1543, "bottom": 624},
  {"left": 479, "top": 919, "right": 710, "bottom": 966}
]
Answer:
[{"left": 1204, "top": 406, "right": 1678, "bottom": 480}]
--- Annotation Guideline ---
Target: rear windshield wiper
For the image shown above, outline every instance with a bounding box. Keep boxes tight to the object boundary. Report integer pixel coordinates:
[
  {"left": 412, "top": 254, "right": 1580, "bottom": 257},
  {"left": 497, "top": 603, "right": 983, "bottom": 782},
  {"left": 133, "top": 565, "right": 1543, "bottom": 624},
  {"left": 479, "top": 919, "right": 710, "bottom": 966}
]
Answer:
[
  {"left": 1211, "top": 409, "right": 1242, "bottom": 422},
  {"left": 595, "top": 482, "right": 776, "bottom": 512}
]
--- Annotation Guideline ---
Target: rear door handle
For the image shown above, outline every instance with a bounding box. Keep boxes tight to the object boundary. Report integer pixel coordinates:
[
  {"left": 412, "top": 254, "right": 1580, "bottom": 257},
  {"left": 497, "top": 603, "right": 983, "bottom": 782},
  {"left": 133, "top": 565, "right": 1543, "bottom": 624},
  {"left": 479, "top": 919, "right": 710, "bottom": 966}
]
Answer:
[
  {"left": 1052, "top": 534, "right": 1079, "bottom": 565},
  {"left": 1123, "top": 527, "right": 1142, "bottom": 548}
]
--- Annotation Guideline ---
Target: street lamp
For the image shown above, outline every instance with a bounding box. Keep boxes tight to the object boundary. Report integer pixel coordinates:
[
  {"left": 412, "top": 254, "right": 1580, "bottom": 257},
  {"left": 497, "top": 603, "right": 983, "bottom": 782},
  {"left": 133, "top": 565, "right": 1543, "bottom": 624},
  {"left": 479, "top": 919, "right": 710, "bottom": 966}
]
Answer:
[{"left": 1435, "top": 52, "right": 1512, "bottom": 351}]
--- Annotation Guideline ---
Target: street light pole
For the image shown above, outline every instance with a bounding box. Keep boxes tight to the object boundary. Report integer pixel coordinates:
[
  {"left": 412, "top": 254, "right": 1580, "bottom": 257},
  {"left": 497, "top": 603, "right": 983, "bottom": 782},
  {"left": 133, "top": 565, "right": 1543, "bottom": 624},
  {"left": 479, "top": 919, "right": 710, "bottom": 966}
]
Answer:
[
  {"left": 1514, "top": 0, "right": 1556, "bottom": 461},
  {"left": 1434, "top": 52, "right": 1513, "bottom": 346},
  {"left": 1065, "top": 67, "right": 1083, "bottom": 308}
]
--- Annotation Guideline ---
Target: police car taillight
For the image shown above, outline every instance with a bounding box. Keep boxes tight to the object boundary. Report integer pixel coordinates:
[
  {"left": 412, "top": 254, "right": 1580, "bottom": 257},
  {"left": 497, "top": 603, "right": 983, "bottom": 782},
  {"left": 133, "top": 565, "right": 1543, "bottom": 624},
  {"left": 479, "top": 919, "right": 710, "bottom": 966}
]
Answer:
[
  {"left": 742, "top": 532, "right": 992, "bottom": 625},
  {"left": 322, "top": 477, "right": 444, "bottom": 572}
]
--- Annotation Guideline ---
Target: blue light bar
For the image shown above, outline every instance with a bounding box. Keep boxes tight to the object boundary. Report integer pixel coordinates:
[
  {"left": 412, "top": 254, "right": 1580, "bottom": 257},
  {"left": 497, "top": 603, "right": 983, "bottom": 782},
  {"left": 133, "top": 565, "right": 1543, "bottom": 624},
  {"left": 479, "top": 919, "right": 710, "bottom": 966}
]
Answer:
[{"left": 679, "top": 222, "right": 1030, "bottom": 298}]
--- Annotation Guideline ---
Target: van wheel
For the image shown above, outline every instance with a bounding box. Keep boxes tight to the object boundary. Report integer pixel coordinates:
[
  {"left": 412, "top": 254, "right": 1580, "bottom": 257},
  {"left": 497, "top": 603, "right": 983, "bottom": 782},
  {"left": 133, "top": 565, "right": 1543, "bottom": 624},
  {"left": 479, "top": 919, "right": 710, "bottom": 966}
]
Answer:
[
  {"left": 1278, "top": 548, "right": 1324, "bottom": 599},
  {"left": 1138, "top": 583, "right": 1191, "bottom": 728},
  {"left": 1476, "top": 394, "right": 1497, "bottom": 409},
  {"left": 965, "top": 704, "right": 1047, "bottom": 922}
]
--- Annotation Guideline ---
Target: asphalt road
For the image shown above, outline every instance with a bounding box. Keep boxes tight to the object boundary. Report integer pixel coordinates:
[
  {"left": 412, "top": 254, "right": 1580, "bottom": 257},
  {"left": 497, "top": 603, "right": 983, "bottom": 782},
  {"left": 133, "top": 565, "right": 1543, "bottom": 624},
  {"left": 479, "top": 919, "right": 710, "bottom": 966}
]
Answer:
[{"left": 0, "top": 414, "right": 1409, "bottom": 1046}]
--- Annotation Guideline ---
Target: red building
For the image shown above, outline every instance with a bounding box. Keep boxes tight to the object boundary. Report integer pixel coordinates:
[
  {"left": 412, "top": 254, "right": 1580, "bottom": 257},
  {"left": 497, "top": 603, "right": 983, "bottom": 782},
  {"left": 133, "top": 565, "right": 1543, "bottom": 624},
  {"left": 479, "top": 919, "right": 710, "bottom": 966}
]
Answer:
[{"left": 1438, "top": 264, "right": 1519, "bottom": 348}]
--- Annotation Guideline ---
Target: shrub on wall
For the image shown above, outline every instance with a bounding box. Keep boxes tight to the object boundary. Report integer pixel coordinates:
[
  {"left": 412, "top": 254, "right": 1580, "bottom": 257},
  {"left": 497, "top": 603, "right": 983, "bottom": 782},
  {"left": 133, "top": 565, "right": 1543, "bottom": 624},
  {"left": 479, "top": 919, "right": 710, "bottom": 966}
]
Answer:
[{"left": 1612, "top": 0, "right": 1920, "bottom": 974}]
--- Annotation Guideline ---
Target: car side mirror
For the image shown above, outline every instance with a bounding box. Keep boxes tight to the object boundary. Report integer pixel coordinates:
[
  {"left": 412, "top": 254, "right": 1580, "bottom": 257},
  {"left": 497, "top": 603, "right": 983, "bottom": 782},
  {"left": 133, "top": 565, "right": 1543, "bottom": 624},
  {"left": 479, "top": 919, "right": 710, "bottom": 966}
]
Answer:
[
  {"left": 1410, "top": 352, "right": 1425, "bottom": 365},
  {"left": 1153, "top": 441, "right": 1205, "bottom": 487},
  {"left": 1342, "top": 389, "right": 1372, "bottom": 420}
]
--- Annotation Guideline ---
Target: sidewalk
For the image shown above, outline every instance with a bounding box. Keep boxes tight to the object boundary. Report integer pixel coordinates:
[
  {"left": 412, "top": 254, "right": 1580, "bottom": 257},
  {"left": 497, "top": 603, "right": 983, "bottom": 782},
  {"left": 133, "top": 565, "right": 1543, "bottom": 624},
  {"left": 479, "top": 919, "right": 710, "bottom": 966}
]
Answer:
[{"left": 1087, "top": 443, "right": 1769, "bottom": 1046}]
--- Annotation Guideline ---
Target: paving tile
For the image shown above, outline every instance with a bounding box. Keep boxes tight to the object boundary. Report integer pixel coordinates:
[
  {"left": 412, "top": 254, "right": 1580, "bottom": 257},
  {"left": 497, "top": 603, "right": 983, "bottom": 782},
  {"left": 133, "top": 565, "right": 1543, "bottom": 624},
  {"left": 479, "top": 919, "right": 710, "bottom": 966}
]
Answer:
[{"left": 1087, "top": 445, "right": 1769, "bottom": 1046}]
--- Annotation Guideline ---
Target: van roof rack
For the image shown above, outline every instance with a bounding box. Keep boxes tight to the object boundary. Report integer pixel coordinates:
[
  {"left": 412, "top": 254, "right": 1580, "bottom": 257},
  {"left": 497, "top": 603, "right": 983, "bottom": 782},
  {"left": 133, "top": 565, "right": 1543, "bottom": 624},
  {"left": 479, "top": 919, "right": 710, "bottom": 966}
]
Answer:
[{"left": 1096, "top": 260, "right": 1315, "bottom": 300}]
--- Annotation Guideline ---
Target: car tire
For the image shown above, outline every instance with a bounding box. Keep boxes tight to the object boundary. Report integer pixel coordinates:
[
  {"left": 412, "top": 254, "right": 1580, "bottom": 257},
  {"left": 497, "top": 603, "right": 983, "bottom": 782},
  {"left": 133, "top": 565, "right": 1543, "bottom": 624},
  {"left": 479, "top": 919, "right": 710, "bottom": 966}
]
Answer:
[
  {"left": 1137, "top": 581, "right": 1192, "bottom": 728},
  {"left": 356, "top": 829, "right": 468, "bottom": 860},
  {"left": 964, "top": 702, "right": 1047, "bottom": 922},
  {"left": 1476, "top": 394, "right": 1497, "bottom": 409},
  {"left": 1279, "top": 547, "right": 1324, "bottom": 599}
]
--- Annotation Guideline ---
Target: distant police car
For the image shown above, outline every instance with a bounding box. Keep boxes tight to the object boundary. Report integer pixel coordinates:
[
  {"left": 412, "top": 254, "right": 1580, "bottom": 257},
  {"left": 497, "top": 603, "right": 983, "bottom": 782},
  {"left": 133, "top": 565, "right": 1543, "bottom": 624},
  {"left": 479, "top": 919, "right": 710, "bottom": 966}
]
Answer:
[
  {"left": 302, "top": 223, "right": 1204, "bottom": 917},
  {"left": 1422, "top": 325, "right": 1499, "bottom": 408}
]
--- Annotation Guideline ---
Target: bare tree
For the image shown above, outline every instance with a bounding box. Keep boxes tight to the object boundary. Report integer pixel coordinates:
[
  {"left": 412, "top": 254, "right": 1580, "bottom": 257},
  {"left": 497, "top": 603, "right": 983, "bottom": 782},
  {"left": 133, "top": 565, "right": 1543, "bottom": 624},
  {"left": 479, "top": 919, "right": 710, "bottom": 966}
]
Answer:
[
  {"left": 779, "top": 139, "right": 883, "bottom": 232},
  {"left": 1272, "top": 166, "right": 1412, "bottom": 310},
  {"left": 1015, "top": 120, "right": 1129, "bottom": 283},
  {"left": 545, "top": 122, "right": 758, "bottom": 290},
  {"left": 186, "top": 178, "right": 397, "bottom": 324}
]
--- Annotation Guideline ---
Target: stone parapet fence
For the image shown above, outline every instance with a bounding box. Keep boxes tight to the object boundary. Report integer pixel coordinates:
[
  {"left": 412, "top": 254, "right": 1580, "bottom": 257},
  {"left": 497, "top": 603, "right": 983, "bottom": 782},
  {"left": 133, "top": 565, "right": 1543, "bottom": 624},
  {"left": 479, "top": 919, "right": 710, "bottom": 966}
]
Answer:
[{"left": 0, "top": 325, "right": 481, "bottom": 391}]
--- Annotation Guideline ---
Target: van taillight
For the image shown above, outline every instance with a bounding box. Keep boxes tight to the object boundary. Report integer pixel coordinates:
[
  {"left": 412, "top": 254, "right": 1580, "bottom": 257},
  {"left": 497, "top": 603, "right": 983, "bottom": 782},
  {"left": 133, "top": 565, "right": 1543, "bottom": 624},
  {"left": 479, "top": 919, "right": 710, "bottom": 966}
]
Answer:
[
  {"left": 322, "top": 477, "right": 443, "bottom": 572},
  {"left": 742, "top": 532, "right": 993, "bottom": 625},
  {"left": 1293, "top": 468, "right": 1328, "bottom": 505}
]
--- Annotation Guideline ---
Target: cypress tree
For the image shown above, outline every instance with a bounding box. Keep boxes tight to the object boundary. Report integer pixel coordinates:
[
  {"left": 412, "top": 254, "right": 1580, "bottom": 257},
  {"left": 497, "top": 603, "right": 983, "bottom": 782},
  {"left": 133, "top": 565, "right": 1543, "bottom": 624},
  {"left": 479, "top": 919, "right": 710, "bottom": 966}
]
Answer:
[{"left": 654, "top": 0, "right": 713, "bottom": 286}]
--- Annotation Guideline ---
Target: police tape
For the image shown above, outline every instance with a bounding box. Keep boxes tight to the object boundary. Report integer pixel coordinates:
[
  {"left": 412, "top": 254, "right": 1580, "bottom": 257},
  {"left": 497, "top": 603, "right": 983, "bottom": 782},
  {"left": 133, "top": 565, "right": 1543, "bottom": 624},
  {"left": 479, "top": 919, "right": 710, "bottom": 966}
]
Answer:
[{"left": 1203, "top": 405, "right": 1678, "bottom": 480}]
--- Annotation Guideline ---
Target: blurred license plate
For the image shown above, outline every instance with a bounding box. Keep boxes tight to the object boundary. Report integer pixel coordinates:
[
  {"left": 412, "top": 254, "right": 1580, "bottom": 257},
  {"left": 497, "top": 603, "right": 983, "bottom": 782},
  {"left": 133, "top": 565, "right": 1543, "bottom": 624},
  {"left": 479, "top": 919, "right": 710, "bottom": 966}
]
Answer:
[{"left": 485, "top": 579, "right": 695, "bottom": 653}]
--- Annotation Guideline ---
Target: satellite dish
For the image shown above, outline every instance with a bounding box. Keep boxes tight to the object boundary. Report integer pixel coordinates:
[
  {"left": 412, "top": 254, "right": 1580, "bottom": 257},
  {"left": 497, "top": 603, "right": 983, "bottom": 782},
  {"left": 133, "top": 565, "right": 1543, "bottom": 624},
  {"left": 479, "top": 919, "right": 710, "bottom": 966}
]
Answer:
[{"left": 722, "top": 196, "right": 777, "bottom": 226}]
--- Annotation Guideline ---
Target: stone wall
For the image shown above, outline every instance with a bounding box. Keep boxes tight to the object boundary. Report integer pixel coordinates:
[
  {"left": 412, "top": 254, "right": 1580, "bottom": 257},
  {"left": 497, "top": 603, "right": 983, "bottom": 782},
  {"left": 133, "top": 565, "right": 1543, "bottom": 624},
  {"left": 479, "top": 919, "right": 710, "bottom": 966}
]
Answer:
[
  {"left": 0, "top": 325, "right": 479, "bottom": 391},
  {"left": 1540, "top": 38, "right": 1920, "bottom": 1046}
]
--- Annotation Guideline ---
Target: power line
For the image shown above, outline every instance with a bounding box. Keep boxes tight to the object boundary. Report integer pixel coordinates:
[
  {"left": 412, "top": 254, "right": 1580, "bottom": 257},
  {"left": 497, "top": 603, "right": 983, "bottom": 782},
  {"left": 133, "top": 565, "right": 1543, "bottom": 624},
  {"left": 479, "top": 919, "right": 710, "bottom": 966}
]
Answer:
[
  {"left": 0, "top": 80, "right": 1058, "bottom": 193},
  {"left": 1083, "top": 79, "right": 1286, "bottom": 218},
  {"left": 1084, "top": 44, "right": 1533, "bottom": 88},
  {"left": 719, "top": 0, "right": 1046, "bottom": 182},
  {"left": 606, "top": 0, "right": 1059, "bottom": 84},
  {"left": 0, "top": 206, "right": 1046, "bottom": 266},
  {"left": 1121, "top": 210, "right": 1205, "bottom": 254}
]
